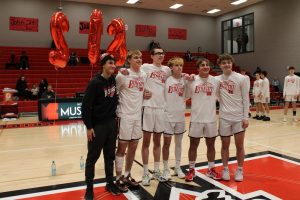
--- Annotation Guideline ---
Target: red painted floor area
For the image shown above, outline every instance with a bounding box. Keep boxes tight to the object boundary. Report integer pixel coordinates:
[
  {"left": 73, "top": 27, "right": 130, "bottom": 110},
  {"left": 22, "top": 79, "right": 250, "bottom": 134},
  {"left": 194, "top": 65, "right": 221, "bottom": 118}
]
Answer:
[{"left": 198, "top": 156, "right": 300, "bottom": 200}]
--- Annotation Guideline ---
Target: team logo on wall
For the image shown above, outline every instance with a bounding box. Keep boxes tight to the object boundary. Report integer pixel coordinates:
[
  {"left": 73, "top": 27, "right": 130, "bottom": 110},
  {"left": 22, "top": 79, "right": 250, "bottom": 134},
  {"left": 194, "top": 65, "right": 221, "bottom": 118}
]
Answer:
[{"left": 154, "top": 151, "right": 300, "bottom": 200}]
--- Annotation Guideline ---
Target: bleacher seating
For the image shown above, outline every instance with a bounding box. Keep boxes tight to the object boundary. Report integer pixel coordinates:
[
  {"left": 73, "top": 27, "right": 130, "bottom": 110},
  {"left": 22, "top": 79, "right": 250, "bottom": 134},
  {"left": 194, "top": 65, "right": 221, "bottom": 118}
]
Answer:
[{"left": 0, "top": 46, "right": 219, "bottom": 113}]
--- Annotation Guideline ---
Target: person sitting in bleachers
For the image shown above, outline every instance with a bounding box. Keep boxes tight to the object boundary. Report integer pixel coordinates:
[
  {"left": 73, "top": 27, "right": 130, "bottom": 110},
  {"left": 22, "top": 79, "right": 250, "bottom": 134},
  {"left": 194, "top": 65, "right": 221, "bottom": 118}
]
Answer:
[
  {"left": 19, "top": 51, "right": 30, "bottom": 70},
  {"left": 30, "top": 84, "right": 39, "bottom": 100},
  {"left": 5, "top": 51, "right": 19, "bottom": 69},
  {"left": 15, "top": 75, "right": 31, "bottom": 100},
  {"left": 38, "top": 78, "right": 48, "bottom": 98},
  {"left": 41, "top": 85, "right": 56, "bottom": 99},
  {"left": 185, "top": 50, "right": 193, "bottom": 61},
  {"left": 68, "top": 52, "right": 79, "bottom": 66}
]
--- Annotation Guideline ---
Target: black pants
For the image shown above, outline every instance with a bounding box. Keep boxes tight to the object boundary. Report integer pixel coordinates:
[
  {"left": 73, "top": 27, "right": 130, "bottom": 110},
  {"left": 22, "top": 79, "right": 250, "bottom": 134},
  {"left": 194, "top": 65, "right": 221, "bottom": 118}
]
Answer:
[{"left": 85, "top": 118, "right": 118, "bottom": 185}]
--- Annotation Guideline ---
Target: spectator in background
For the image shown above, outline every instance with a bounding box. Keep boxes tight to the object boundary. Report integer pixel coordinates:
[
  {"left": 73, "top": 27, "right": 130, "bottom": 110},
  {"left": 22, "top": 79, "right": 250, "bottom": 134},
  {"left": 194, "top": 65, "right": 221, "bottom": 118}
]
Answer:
[
  {"left": 38, "top": 78, "right": 48, "bottom": 98},
  {"left": 30, "top": 84, "right": 39, "bottom": 100},
  {"left": 15, "top": 75, "right": 31, "bottom": 100},
  {"left": 68, "top": 52, "right": 79, "bottom": 66},
  {"left": 19, "top": 51, "right": 30, "bottom": 70},
  {"left": 41, "top": 85, "right": 56, "bottom": 99},
  {"left": 242, "top": 32, "right": 249, "bottom": 52},
  {"left": 236, "top": 35, "right": 242, "bottom": 53},
  {"left": 271, "top": 77, "right": 280, "bottom": 92},
  {"left": 5, "top": 51, "right": 18, "bottom": 69},
  {"left": 148, "top": 40, "right": 160, "bottom": 51},
  {"left": 185, "top": 50, "right": 193, "bottom": 61}
]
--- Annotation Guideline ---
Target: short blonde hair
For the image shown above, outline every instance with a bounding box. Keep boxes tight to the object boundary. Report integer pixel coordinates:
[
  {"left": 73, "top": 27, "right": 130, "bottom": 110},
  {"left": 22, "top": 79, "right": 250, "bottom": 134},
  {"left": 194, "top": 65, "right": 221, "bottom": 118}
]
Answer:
[
  {"left": 167, "top": 57, "right": 184, "bottom": 68},
  {"left": 126, "top": 49, "right": 142, "bottom": 61}
]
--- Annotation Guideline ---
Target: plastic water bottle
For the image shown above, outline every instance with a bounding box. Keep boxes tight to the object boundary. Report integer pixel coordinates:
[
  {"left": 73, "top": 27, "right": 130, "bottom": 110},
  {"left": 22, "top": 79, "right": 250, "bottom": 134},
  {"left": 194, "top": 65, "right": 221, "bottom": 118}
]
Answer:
[
  {"left": 51, "top": 161, "right": 56, "bottom": 176},
  {"left": 80, "top": 156, "right": 85, "bottom": 170}
]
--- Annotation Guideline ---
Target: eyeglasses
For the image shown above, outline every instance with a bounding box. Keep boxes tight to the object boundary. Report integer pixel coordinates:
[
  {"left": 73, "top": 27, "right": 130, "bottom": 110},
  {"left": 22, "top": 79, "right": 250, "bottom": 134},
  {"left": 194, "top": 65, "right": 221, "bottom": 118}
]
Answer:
[{"left": 153, "top": 52, "right": 165, "bottom": 56}]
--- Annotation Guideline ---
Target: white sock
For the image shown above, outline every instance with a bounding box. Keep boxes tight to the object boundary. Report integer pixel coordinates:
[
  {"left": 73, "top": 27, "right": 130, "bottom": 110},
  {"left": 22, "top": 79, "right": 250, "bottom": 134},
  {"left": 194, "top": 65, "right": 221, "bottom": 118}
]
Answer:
[
  {"left": 115, "top": 156, "right": 124, "bottom": 179},
  {"left": 124, "top": 171, "right": 130, "bottom": 178},
  {"left": 265, "top": 113, "right": 269, "bottom": 117},
  {"left": 154, "top": 162, "right": 160, "bottom": 171},
  {"left": 208, "top": 162, "right": 215, "bottom": 170},
  {"left": 174, "top": 134, "right": 183, "bottom": 168},
  {"left": 143, "top": 164, "right": 149, "bottom": 175},
  {"left": 238, "top": 166, "right": 243, "bottom": 171},
  {"left": 223, "top": 166, "right": 229, "bottom": 170},
  {"left": 163, "top": 160, "right": 169, "bottom": 170},
  {"left": 189, "top": 161, "right": 195, "bottom": 169}
]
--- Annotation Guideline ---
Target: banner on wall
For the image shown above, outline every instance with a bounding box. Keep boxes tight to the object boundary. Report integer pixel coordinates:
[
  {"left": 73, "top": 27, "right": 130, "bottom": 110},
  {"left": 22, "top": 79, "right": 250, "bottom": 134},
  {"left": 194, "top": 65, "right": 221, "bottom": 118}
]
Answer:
[
  {"left": 79, "top": 21, "right": 90, "bottom": 34},
  {"left": 9, "top": 16, "right": 39, "bottom": 32},
  {"left": 168, "top": 28, "right": 187, "bottom": 40},
  {"left": 135, "top": 24, "right": 156, "bottom": 37}
]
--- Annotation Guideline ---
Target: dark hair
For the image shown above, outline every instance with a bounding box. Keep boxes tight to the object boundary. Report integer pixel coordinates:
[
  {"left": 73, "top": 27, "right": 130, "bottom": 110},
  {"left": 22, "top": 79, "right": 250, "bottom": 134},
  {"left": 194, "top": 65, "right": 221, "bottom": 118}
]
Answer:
[
  {"left": 288, "top": 66, "right": 295, "bottom": 70},
  {"left": 99, "top": 53, "right": 115, "bottom": 66},
  {"left": 196, "top": 58, "right": 210, "bottom": 69},
  {"left": 261, "top": 71, "right": 268, "bottom": 76},
  {"left": 150, "top": 47, "right": 164, "bottom": 55},
  {"left": 255, "top": 71, "right": 261, "bottom": 75},
  {"left": 217, "top": 54, "right": 234, "bottom": 65}
]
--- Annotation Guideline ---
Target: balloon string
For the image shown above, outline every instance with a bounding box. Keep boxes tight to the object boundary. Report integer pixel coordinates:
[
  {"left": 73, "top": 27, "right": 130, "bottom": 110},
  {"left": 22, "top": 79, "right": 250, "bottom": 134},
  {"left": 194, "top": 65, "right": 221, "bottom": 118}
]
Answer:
[{"left": 54, "top": 68, "right": 58, "bottom": 125}]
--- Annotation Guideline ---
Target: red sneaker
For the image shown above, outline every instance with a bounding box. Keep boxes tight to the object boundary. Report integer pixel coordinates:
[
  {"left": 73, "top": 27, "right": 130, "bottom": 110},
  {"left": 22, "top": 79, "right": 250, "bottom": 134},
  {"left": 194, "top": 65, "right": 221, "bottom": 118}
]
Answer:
[
  {"left": 206, "top": 168, "right": 221, "bottom": 180},
  {"left": 185, "top": 168, "right": 195, "bottom": 182}
]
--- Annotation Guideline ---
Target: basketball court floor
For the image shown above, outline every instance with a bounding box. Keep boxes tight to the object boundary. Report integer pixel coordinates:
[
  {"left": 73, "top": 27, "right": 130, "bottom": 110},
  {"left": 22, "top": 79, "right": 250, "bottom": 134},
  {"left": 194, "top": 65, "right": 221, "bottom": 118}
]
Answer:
[{"left": 0, "top": 109, "right": 299, "bottom": 199}]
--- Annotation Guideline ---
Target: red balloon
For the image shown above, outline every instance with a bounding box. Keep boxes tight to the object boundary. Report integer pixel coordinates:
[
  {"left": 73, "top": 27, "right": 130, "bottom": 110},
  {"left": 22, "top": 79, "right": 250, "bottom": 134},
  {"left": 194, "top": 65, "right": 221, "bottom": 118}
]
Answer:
[
  {"left": 88, "top": 9, "right": 103, "bottom": 65},
  {"left": 49, "top": 12, "right": 70, "bottom": 69},
  {"left": 106, "top": 18, "right": 127, "bottom": 66}
]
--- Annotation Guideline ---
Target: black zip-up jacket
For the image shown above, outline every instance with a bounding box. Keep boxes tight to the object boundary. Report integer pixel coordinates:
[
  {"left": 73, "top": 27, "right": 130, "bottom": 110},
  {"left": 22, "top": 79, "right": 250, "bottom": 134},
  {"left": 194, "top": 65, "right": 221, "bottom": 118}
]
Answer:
[{"left": 81, "top": 73, "right": 118, "bottom": 129}]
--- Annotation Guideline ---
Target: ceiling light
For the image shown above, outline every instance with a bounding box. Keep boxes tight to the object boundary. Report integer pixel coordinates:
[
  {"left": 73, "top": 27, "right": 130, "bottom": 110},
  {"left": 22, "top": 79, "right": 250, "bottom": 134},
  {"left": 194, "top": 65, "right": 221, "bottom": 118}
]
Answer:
[
  {"left": 126, "top": 0, "right": 139, "bottom": 4},
  {"left": 170, "top": 4, "right": 183, "bottom": 9},
  {"left": 231, "top": 0, "right": 248, "bottom": 5},
  {"left": 207, "top": 9, "right": 221, "bottom": 14}
]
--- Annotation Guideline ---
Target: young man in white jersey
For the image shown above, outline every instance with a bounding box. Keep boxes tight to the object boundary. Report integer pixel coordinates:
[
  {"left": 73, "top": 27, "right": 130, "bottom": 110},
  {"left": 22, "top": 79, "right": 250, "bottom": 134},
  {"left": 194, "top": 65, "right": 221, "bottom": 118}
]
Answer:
[
  {"left": 162, "top": 57, "right": 187, "bottom": 180},
  {"left": 283, "top": 66, "right": 300, "bottom": 122},
  {"left": 115, "top": 50, "right": 148, "bottom": 192},
  {"left": 260, "top": 71, "right": 271, "bottom": 121},
  {"left": 141, "top": 47, "right": 171, "bottom": 185},
  {"left": 252, "top": 72, "right": 264, "bottom": 119},
  {"left": 185, "top": 58, "right": 221, "bottom": 182},
  {"left": 216, "top": 54, "right": 249, "bottom": 182}
]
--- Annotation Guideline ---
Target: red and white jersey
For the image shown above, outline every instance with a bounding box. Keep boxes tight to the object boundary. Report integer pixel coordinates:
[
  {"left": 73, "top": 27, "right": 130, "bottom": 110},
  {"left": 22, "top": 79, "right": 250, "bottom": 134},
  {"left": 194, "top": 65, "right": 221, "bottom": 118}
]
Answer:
[
  {"left": 164, "top": 76, "right": 186, "bottom": 122},
  {"left": 252, "top": 79, "right": 263, "bottom": 96},
  {"left": 243, "top": 74, "right": 251, "bottom": 91},
  {"left": 141, "top": 63, "right": 171, "bottom": 108},
  {"left": 116, "top": 69, "right": 147, "bottom": 120},
  {"left": 261, "top": 77, "right": 270, "bottom": 98},
  {"left": 188, "top": 75, "right": 219, "bottom": 123},
  {"left": 283, "top": 75, "right": 300, "bottom": 96},
  {"left": 216, "top": 72, "right": 250, "bottom": 121}
]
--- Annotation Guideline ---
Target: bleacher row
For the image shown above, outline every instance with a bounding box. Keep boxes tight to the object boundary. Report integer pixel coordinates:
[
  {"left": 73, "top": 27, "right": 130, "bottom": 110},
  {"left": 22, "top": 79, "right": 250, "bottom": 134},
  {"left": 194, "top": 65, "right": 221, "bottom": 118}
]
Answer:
[
  {"left": 0, "top": 46, "right": 220, "bottom": 113},
  {"left": 0, "top": 46, "right": 282, "bottom": 113}
]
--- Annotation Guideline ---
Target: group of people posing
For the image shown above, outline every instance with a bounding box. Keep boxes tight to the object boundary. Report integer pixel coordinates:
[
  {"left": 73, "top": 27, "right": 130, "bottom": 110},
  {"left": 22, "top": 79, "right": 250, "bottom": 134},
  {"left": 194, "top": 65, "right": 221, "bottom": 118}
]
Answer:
[{"left": 81, "top": 47, "right": 250, "bottom": 199}]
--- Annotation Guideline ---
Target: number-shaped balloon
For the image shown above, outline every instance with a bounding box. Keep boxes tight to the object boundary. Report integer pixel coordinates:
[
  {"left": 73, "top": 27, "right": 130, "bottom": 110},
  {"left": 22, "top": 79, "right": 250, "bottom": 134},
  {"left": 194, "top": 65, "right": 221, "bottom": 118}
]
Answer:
[
  {"left": 106, "top": 18, "right": 127, "bottom": 66},
  {"left": 49, "top": 12, "right": 70, "bottom": 69},
  {"left": 88, "top": 9, "right": 103, "bottom": 65}
]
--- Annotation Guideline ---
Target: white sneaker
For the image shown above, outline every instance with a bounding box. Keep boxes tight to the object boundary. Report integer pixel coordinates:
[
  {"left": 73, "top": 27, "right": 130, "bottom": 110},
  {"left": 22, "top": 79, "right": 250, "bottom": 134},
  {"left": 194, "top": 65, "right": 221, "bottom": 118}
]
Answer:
[
  {"left": 163, "top": 169, "right": 172, "bottom": 180},
  {"left": 235, "top": 168, "right": 244, "bottom": 182},
  {"left": 222, "top": 168, "right": 230, "bottom": 181},
  {"left": 174, "top": 167, "right": 185, "bottom": 179},
  {"left": 153, "top": 170, "right": 167, "bottom": 182},
  {"left": 283, "top": 117, "right": 287, "bottom": 122},
  {"left": 142, "top": 173, "right": 151, "bottom": 186},
  {"left": 293, "top": 117, "right": 298, "bottom": 122}
]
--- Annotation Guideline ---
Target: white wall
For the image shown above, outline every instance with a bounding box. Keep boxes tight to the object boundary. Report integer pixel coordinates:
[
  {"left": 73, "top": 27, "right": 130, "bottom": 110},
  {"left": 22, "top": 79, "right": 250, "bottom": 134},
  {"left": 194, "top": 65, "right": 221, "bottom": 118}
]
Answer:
[
  {"left": 0, "top": 0, "right": 216, "bottom": 52},
  {"left": 216, "top": 0, "right": 300, "bottom": 83}
]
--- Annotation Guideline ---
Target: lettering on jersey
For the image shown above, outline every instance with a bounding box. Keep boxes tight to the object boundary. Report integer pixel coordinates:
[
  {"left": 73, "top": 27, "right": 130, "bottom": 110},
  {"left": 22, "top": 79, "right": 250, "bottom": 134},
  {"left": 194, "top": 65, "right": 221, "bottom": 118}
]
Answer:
[
  {"left": 195, "top": 82, "right": 213, "bottom": 96},
  {"left": 128, "top": 77, "right": 144, "bottom": 91},
  {"left": 168, "top": 83, "right": 184, "bottom": 96},
  {"left": 220, "top": 80, "right": 235, "bottom": 94},
  {"left": 287, "top": 78, "right": 295, "bottom": 83},
  {"left": 103, "top": 85, "right": 116, "bottom": 97},
  {"left": 149, "top": 71, "right": 166, "bottom": 83}
]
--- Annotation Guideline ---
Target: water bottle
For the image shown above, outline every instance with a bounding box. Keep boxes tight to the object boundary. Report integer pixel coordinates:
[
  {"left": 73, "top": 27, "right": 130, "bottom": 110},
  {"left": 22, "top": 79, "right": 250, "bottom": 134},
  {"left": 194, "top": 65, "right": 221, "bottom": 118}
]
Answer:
[
  {"left": 51, "top": 161, "right": 56, "bottom": 176},
  {"left": 80, "top": 156, "right": 85, "bottom": 170}
]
